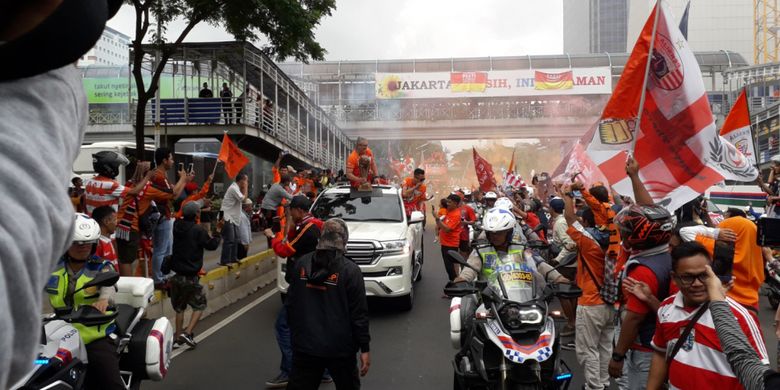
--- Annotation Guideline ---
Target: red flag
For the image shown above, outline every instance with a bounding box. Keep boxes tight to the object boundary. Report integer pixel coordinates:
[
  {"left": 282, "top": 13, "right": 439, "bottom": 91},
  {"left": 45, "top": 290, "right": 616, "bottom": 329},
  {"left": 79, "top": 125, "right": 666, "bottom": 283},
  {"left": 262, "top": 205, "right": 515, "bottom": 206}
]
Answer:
[
  {"left": 218, "top": 133, "right": 249, "bottom": 179},
  {"left": 473, "top": 148, "right": 496, "bottom": 192},
  {"left": 586, "top": 3, "right": 756, "bottom": 211}
]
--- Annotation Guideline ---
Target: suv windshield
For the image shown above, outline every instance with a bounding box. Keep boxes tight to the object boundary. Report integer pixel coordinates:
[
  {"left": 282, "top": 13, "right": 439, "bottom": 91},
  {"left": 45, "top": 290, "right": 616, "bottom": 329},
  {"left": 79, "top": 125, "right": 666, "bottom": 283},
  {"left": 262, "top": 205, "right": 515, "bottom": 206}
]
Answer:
[{"left": 312, "top": 192, "right": 404, "bottom": 222}]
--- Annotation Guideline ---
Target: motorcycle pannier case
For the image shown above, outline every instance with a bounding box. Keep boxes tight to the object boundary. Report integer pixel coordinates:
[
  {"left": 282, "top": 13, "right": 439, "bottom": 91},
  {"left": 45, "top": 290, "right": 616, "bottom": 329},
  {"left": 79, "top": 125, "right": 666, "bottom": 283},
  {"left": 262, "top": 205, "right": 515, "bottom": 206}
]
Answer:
[
  {"left": 126, "top": 317, "right": 173, "bottom": 381},
  {"left": 114, "top": 277, "right": 154, "bottom": 309}
]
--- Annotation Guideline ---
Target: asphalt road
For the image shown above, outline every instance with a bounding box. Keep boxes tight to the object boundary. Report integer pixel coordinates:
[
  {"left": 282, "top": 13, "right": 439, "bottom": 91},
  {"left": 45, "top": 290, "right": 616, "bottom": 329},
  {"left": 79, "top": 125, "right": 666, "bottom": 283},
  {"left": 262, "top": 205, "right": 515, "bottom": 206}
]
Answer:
[{"left": 147, "top": 230, "right": 779, "bottom": 390}]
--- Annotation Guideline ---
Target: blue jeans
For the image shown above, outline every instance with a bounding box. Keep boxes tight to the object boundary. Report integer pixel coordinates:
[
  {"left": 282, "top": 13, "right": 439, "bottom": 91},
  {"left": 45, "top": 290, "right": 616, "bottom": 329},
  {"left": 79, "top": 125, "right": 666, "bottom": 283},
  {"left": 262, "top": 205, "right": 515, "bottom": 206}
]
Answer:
[
  {"left": 152, "top": 217, "right": 173, "bottom": 283},
  {"left": 220, "top": 221, "right": 238, "bottom": 264},
  {"left": 275, "top": 306, "right": 293, "bottom": 376}
]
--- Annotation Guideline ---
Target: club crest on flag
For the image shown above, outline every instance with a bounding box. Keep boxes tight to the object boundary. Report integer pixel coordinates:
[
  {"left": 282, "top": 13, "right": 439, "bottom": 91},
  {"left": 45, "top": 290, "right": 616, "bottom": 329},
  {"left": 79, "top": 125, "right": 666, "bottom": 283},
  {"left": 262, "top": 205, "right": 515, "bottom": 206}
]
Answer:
[
  {"left": 650, "top": 34, "right": 684, "bottom": 91},
  {"left": 598, "top": 118, "right": 635, "bottom": 145}
]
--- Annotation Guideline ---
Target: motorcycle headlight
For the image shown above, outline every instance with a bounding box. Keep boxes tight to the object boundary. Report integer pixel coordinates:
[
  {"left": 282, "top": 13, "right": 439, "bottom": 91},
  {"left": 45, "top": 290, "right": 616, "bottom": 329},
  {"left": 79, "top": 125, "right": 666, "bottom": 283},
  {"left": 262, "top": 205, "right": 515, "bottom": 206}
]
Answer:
[
  {"left": 498, "top": 303, "right": 544, "bottom": 330},
  {"left": 381, "top": 239, "right": 409, "bottom": 254}
]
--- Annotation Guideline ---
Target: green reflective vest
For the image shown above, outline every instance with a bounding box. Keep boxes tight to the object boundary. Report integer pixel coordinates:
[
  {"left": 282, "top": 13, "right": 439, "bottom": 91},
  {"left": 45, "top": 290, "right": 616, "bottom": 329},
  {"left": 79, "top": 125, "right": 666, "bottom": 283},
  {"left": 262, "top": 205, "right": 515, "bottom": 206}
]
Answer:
[{"left": 46, "top": 258, "right": 116, "bottom": 345}]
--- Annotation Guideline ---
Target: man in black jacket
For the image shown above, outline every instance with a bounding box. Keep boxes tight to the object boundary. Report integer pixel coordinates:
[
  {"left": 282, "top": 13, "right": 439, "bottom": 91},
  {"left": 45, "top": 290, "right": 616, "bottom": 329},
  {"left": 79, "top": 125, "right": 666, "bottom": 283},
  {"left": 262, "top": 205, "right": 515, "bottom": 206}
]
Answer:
[
  {"left": 286, "top": 218, "right": 371, "bottom": 390},
  {"left": 169, "top": 201, "right": 221, "bottom": 348},
  {"left": 263, "top": 196, "right": 325, "bottom": 388}
]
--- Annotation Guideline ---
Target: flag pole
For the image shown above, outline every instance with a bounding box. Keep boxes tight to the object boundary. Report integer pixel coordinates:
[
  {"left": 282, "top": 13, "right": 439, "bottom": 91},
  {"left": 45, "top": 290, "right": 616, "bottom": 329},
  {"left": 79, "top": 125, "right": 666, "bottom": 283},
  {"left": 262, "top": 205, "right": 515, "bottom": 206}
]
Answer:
[{"left": 630, "top": 0, "right": 663, "bottom": 155}]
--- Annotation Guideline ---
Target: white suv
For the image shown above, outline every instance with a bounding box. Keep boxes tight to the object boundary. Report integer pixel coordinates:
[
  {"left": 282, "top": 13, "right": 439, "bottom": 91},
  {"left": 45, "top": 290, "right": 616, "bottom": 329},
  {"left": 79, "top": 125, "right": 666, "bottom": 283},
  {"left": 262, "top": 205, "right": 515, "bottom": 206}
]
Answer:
[{"left": 277, "top": 185, "right": 425, "bottom": 310}]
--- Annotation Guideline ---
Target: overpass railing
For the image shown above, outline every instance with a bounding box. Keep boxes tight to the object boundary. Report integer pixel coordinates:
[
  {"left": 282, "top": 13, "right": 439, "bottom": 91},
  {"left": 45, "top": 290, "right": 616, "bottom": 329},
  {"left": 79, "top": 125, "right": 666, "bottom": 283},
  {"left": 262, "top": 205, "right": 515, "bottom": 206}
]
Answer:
[
  {"left": 325, "top": 98, "right": 607, "bottom": 122},
  {"left": 142, "top": 97, "right": 333, "bottom": 165}
]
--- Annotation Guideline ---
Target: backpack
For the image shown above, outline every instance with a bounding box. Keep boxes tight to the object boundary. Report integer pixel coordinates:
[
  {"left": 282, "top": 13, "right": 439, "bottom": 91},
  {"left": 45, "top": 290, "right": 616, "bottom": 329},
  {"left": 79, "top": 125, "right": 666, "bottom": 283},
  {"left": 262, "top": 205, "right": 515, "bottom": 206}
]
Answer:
[
  {"left": 139, "top": 201, "right": 161, "bottom": 238},
  {"left": 582, "top": 227, "right": 620, "bottom": 304}
]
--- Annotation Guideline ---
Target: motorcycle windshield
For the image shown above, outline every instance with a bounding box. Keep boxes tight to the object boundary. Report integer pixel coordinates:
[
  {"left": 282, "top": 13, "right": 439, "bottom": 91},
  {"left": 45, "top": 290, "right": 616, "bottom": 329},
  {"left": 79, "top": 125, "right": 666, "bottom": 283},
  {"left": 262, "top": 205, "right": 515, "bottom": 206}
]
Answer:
[{"left": 484, "top": 250, "right": 538, "bottom": 303}]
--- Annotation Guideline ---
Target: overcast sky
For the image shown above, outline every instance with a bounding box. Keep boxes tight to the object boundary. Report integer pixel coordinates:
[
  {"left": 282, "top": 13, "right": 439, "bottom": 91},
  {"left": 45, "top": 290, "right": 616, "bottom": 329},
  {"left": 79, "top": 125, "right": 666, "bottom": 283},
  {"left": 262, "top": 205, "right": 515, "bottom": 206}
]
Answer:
[
  {"left": 107, "top": 1, "right": 564, "bottom": 152},
  {"left": 107, "top": 0, "right": 564, "bottom": 60}
]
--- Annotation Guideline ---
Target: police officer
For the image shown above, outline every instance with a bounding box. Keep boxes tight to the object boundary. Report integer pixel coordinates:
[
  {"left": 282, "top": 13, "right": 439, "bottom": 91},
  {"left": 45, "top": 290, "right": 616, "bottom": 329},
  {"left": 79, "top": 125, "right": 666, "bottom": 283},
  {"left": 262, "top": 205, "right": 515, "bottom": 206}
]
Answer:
[{"left": 46, "top": 213, "right": 123, "bottom": 390}]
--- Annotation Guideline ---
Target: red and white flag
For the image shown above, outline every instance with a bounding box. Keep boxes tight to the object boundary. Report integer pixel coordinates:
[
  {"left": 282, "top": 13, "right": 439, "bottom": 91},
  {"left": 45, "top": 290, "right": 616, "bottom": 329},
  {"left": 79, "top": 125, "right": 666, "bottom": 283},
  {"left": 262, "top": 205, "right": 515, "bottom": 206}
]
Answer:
[
  {"left": 473, "top": 148, "right": 497, "bottom": 193},
  {"left": 586, "top": 2, "right": 757, "bottom": 211},
  {"left": 554, "top": 141, "right": 609, "bottom": 188},
  {"left": 503, "top": 171, "right": 525, "bottom": 189},
  {"left": 720, "top": 89, "right": 757, "bottom": 167}
]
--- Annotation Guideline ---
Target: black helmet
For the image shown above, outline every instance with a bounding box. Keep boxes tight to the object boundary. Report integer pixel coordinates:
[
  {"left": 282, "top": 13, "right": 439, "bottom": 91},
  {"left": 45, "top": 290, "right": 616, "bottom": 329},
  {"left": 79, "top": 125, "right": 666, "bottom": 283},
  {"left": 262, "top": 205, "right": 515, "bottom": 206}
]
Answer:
[
  {"left": 614, "top": 204, "right": 674, "bottom": 251},
  {"left": 92, "top": 151, "right": 129, "bottom": 179}
]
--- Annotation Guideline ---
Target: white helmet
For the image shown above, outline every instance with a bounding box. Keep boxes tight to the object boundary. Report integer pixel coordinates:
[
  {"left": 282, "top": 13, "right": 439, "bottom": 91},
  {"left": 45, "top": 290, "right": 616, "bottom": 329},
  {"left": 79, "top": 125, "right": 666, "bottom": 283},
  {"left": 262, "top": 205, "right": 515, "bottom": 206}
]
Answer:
[
  {"left": 482, "top": 208, "right": 516, "bottom": 232},
  {"left": 462, "top": 189, "right": 472, "bottom": 196},
  {"left": 484, "top": 191, "right": 498, "bottom": 200},
  {"left": 73, "top": 213, "right": 100, "bottom": 244},
  {"left": 494, "top": 197, "right": 514, "bottom": 211}
]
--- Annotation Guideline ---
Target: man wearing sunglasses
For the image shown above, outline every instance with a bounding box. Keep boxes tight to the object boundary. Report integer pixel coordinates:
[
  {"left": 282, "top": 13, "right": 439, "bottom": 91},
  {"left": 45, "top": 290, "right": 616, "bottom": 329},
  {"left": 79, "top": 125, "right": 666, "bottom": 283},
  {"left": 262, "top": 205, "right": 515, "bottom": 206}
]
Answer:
[{"left": 645, "top": 242, "right": 768, "bottom": 390}]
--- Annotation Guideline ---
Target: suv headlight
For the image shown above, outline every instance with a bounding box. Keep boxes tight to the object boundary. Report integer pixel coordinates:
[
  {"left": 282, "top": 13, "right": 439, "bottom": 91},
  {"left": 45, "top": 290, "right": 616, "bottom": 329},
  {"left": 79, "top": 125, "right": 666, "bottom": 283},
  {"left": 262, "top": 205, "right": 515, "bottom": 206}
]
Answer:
[{"left": 381, "top": 239, "right": 409, "bottom": 254}]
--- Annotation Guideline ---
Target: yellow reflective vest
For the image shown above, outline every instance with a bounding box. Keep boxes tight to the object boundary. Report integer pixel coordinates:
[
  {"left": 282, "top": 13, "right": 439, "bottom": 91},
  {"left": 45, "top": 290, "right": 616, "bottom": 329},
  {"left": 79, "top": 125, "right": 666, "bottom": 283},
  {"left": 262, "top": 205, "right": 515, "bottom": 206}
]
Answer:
[{"left": 46, "top": 257, "right": 116, "bottom": 345}]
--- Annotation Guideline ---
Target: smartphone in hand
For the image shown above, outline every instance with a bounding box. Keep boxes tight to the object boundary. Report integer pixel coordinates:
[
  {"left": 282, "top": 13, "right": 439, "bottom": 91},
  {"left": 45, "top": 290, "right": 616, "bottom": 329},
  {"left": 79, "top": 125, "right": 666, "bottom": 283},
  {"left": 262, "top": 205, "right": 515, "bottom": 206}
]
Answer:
[{"left": 187, "top": 163, "right": 194, "bottom": 174}]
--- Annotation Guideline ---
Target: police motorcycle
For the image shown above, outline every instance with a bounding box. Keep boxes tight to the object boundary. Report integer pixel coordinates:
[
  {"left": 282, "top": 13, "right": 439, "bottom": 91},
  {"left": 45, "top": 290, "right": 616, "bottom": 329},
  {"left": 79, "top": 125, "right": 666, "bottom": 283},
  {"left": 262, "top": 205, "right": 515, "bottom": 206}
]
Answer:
[
  {"left": 15, "top": 214, "right": 173, "bottom": 390},
  {"left": 14, "top": 272, "right": 172, "bottom": 390},
  {"left": 444, "top": 210, "right": 580, "bottom": 390}
]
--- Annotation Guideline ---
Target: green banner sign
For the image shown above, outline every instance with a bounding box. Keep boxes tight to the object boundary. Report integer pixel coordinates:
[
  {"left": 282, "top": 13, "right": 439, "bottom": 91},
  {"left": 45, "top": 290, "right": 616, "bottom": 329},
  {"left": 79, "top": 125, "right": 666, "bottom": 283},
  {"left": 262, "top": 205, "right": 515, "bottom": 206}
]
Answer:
[{"left": 83, "top": 76, "right": 202, "bottom": 104}]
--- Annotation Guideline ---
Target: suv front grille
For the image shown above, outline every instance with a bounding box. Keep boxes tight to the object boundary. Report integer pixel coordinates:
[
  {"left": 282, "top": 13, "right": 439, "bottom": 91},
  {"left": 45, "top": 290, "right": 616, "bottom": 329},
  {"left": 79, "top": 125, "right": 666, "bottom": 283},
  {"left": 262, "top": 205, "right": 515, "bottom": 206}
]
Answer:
[{"left": 345, "top": 240, "right": 382, "bottom": 265}]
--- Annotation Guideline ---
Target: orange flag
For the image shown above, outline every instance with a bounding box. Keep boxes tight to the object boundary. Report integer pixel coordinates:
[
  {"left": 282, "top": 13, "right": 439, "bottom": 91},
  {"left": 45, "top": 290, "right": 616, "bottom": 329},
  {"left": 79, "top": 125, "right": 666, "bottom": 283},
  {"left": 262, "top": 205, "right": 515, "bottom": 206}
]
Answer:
[
  {"left": 218, "top": 133, "right": 249, "bottom": 179},
  {"left": 507, "top": 148, "right": 516, "bottom": 174}
]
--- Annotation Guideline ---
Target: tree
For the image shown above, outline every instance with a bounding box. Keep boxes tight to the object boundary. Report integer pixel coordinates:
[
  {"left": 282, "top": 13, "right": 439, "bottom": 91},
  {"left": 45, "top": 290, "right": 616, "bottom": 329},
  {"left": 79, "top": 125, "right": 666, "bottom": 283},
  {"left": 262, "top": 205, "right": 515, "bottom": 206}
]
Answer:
[{"left": 129, "top": 0, "right": 336, "bottom": 160}]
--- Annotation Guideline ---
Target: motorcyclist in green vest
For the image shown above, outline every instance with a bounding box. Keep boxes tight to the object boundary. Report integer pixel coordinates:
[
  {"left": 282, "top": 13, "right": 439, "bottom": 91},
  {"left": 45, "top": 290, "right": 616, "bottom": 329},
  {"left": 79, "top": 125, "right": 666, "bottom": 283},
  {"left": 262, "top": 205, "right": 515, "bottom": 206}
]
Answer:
[
  {"left": 454, "top": 207, "right": 567, "bottom": 286},
  {"left": 46, "top": 213, "right": 123, "bottom": 390}
]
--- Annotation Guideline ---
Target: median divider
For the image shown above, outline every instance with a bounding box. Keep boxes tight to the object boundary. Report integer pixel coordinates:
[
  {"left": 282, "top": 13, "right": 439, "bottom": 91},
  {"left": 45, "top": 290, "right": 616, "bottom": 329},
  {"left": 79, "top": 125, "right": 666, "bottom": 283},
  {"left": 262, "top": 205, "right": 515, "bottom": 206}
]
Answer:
[{"left": 144, "top": 250, "right": 278, "bottom": 325}]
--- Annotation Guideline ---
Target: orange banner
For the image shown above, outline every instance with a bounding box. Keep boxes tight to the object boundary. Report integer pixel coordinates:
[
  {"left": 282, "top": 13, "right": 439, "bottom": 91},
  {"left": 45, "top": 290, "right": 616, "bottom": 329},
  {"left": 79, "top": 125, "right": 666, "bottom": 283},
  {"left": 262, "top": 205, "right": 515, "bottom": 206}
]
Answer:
[
  {"left": 218, "top": 133, "right": 249, "bottom": 179},
  {"left": 534, "top": 71, "right": 574, "bottom": 90}
]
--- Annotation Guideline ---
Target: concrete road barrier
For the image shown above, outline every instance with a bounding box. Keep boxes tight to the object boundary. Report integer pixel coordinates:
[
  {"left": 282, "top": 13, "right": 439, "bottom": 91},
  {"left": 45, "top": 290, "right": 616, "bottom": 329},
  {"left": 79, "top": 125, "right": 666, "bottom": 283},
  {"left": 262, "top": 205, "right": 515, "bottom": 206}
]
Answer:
[{"left": 145, "top": 250, "right": 277, "bottom": 324}]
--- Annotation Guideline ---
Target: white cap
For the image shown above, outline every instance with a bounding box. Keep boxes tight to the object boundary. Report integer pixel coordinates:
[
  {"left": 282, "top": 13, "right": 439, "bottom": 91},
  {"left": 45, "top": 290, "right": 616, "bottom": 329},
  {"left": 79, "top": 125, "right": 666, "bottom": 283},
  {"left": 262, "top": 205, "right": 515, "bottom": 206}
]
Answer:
[{"left": 286, "top": 165, "right": 297, "bottom": 173}]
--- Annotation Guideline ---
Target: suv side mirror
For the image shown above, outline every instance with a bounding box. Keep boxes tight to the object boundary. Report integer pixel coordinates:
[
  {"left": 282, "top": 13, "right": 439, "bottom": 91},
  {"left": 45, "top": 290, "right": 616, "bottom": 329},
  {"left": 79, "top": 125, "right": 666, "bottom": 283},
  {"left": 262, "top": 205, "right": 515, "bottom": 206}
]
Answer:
[{"left": 408, "top": 211, "right": 424, "bottom": 224}]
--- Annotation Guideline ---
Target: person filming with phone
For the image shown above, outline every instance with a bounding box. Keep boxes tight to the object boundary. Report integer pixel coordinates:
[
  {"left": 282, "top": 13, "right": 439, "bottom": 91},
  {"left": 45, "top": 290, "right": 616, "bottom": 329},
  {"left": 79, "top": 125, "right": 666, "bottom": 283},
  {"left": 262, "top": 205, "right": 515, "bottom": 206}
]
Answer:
[{"left": 401, "top": 168, "right": 427, "bottom": 218}]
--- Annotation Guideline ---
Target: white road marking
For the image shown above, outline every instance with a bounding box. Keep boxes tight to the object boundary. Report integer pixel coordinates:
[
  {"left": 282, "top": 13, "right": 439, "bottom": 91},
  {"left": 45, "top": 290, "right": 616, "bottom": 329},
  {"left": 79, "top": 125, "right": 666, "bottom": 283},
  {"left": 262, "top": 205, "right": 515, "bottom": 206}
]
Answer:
[{"left": 172, "top": 287, "right": 278, "bottom": 359}]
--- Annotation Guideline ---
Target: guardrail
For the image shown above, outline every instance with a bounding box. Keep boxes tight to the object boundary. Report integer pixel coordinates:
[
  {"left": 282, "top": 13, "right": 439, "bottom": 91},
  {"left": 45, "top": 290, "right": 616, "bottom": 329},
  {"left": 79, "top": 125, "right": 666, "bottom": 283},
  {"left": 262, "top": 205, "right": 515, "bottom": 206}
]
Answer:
[
  {"left": 324, "top": 99, "right": 607, "bottom": 122},
  {"left": 138, "top": 97, "right": 338, "bottom": 166}
]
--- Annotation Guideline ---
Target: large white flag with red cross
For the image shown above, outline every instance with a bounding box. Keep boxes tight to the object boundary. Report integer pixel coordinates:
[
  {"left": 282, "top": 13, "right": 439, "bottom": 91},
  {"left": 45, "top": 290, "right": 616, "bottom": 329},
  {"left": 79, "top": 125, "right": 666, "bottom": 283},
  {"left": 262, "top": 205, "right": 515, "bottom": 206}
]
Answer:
[{"left": 586, "top": 1, "right": 757, "bottom": 212}]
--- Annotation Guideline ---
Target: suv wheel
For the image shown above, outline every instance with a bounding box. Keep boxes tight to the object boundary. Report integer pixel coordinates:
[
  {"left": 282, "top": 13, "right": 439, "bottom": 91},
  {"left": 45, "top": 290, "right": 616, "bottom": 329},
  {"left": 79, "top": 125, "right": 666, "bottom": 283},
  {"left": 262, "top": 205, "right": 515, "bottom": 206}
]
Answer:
[{"left": 397, "top": 283, "right": 414, "bottom": 311}]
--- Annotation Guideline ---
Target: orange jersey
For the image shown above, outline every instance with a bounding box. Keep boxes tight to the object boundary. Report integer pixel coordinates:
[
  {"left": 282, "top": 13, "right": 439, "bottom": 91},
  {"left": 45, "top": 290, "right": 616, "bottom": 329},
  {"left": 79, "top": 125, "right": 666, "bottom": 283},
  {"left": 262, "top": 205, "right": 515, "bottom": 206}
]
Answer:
[
  {"left": 402, "top": 177, "right": 427, "bottom": 205},
  {"left": 273, "top": 167, "right": 281, "bottom": 184},
  {"left": 346, "top": 148, "right": 375, "bottom": 186},
  {"left": 720, "top": 217, "right": 765, "bottom": 308}
]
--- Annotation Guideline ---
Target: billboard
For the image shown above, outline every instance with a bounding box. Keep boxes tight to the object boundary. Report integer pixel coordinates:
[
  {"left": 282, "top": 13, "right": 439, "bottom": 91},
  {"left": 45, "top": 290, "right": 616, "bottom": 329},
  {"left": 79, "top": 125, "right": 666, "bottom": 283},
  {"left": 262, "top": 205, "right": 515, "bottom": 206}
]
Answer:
[
  {"left": 83, "top": 76, "right": 201, "bottom": 104},
  {"left": 375, "top": 67, "right": 612, "bottom": 99}
]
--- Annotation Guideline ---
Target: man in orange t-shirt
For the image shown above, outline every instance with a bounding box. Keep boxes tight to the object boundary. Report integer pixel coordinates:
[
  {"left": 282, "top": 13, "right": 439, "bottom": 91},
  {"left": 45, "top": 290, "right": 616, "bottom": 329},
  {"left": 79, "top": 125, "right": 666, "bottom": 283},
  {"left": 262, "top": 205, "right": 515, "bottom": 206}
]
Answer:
[
  {"left": 272, "top": 151, "right": 290, "bottom": 184},
  {"left": 436, "top": 194, "right": 463, "bottom": 281},
  {"left": 561, "top": 190, "right": 615, "bottom": 390},
  {"left": 719, "top": 209, "right": 765, "bottom": 309},
  {"left": 402, "top": 168, "right": 427, "bottom": 217},
  {"left": 345, "top": 137, "right": 378, "bottom": 188}
]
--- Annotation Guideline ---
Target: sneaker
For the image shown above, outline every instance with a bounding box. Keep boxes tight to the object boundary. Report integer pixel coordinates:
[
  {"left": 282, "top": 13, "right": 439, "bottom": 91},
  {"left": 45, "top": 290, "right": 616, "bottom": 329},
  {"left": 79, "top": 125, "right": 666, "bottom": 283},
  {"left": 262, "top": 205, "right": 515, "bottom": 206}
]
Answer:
[
  {"left": 321, "top": 375, "right": 333, "bottom": 384},
  {"left": 179, "top": 332, "right": 197, "bottom": 348},
  {"left": 560, "top": 324, "right": 576, "bottom": 337},
  {"left": 560, "top": 341, "right": 576, "bottom": 351},
  {"left": 265, "top": 373, "right": 289, "bottom": 388},
  {"left": 172, "top": 338, "right": 184, "bottom": 349}
]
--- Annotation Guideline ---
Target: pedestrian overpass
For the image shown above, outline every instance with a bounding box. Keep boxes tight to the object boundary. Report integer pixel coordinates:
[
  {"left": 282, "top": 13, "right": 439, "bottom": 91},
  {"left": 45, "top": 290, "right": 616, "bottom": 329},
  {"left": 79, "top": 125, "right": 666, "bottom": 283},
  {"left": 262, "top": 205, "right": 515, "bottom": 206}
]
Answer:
[
  {"left": 82, "top": 41, "right": 351, "bottom": 171},
  {"left": 278, "top": 51, "right": 747, "bottom": 140}
]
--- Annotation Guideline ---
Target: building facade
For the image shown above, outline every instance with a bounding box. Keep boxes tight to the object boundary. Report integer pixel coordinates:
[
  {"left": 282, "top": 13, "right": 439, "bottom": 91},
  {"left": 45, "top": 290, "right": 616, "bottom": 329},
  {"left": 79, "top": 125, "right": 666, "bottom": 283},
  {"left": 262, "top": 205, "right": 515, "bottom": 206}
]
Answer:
[
  {"left": 627, "top": 0, "right": 753, "bottom": 65},
  {"left": 564, "top": 0, "right": 629, "bottom": 54},
  {"left": 77, "top": 26, "right": 131, "bottom": 67}
]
